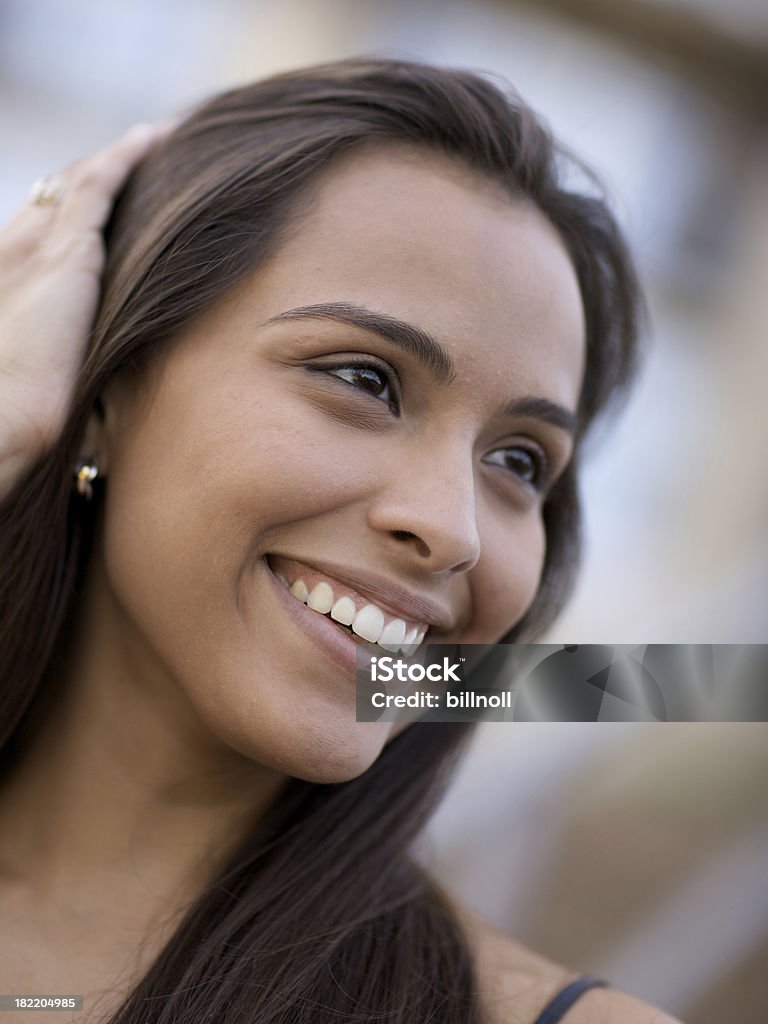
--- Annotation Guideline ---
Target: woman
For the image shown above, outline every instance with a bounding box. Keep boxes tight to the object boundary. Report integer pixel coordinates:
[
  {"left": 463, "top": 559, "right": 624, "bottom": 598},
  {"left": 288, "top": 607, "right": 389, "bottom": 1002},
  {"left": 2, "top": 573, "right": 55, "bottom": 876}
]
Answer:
[{"left": 0, "top": 59, "right": 681, "bottom": 1023}]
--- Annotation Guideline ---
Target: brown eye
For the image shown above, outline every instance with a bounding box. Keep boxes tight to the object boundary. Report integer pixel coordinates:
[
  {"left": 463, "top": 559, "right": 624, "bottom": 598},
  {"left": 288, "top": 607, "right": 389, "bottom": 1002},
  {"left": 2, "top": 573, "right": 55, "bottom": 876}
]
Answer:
[
  {"left": 321, "top": 360, "right": 401, "bottom": 414},
  {"left": 331, "top": 365, "right": 388, "bottom": 398},
  {"left": 483, "top": 445, "right": 548, "bottom": 490}
]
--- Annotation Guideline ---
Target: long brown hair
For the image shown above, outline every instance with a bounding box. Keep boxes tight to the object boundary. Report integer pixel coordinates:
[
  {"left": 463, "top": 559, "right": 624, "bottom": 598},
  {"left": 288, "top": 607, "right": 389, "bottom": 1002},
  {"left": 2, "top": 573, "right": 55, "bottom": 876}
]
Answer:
[{"left": 0, "top": 59, "right": 642, "bottom": 1022}]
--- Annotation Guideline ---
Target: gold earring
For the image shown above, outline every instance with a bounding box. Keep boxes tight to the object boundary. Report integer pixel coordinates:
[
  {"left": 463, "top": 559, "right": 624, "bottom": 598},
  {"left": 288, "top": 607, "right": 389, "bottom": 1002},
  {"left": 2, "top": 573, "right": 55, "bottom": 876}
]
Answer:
[{"left": 73, "top": 460, "right": 99, "bottom": 500}]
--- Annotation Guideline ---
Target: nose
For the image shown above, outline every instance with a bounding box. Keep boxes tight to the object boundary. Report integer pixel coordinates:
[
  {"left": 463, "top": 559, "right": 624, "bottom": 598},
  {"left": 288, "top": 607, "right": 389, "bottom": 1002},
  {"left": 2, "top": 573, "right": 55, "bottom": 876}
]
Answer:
[{"left": 366, "top": 442, "right": 481, "bottom": 575}]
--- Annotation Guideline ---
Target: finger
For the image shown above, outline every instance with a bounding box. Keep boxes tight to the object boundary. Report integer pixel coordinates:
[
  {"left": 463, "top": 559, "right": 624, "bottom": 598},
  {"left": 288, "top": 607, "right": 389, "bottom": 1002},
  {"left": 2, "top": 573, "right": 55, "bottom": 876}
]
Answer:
[
  {"left": 2, "top": 121, "right": 174, "bottom": 250},
  {"left": 65, "top": 121, "right": 174, "bottom": 198},
  {"left": 55, "top": 121, "right": 175, "bottom": 234}
]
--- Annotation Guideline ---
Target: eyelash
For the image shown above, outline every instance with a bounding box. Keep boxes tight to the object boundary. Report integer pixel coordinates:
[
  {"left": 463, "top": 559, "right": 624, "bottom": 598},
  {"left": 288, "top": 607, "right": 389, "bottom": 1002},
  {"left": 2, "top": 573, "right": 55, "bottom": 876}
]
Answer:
[
  {"left": 317, "top": 358, "right": 402, "bottom": 414},
  {"left": 314, "top": 359, "right": 552, "bottom": 492},
  {"left": 482, "top": 445, "right": 551, "bottom": 493}
]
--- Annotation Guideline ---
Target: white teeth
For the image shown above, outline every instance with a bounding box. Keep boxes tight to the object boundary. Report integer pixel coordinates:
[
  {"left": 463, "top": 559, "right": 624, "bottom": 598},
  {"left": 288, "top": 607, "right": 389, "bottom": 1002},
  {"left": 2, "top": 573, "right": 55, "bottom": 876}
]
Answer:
[
  {"left": 306, "top": 581, "right": 334, "bottom": 614},
  {"left": 403, "top": 627, "right": 428, "bottom": 655},
  {"left": 400, "top": 626, "right": 419, "bottom": 655},
  {"left": 283, "top": 572, "right": 428, "bottom": 651},
  {"left": 351, "top": 604, "right": 385, "bottom": 643},
  {"left": 330, "top": 595, "right": 356, "bottom": 625},
  {"left": 378, "top": 618, "right": 406, "bottom": 652},
  {"left": 289, "top": 579, "right": 309, "bottom": 602}
]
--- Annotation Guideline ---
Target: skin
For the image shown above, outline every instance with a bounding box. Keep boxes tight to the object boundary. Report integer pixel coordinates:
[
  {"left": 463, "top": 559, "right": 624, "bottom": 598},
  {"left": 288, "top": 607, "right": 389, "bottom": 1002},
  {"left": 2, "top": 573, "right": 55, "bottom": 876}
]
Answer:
[
  {"left": 0, "top": 122, "right": 173, "bottom": 503},
  {"left": 0, "top": 145, "right": 588, "bottom": 1015}
]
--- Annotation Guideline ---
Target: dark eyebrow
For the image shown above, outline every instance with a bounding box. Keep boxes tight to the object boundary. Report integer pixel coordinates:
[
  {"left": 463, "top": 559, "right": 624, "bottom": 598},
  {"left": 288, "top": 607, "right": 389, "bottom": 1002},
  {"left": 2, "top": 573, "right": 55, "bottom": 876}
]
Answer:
[
  {"left": 499, "top": 396, "right": 578, "bottom": 438},
  {"left": 263, "top": 301, "right": 578, "bottom": 437},
  {"left": 261, "top": 301, "right": 456, "bottom": 385}
]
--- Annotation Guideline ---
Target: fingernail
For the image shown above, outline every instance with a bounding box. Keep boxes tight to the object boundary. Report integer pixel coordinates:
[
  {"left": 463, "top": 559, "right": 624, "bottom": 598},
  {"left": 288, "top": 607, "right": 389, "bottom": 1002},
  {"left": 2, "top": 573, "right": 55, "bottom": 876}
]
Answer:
[
  {"left": 124, "top": 122, "right": 155, "bottom": 139},
  {"left": 152, "top": 115, "right": 182, "bottom": 133}
]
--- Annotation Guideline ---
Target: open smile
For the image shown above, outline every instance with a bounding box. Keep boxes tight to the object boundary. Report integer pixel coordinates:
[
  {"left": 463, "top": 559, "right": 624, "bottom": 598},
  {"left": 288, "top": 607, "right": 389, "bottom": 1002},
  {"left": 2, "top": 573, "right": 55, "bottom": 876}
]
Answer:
[{"left": 263, "top": 554, "right": 433, "bottom": 676}]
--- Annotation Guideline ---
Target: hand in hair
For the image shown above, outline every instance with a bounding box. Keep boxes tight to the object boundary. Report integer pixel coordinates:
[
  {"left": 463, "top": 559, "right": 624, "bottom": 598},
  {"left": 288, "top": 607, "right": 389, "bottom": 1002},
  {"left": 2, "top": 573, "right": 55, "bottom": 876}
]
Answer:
[{"left": 0, "top": 122, "right": 172, "bottom": 502}]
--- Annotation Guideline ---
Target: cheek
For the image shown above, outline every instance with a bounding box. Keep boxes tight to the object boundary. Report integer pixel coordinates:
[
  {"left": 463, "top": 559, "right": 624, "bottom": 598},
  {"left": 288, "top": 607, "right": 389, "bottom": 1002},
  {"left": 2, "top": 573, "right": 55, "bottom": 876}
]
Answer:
[
  {"left": 103, "top": 387, "right": 342, "bottom": 579},
  {"left": 472, "top": 515, "right": 547, "bottom": 641},
  {"left": 95, "top": 407, "right": 389, "bottom": 782},
  {"left": 97, "top": 423, "right": 231, "bottom": 668},
  {"left": 98, "top": 372, "right": 387, "bottom": 686},
  {"left": 97, "top": 370, "right": 277, "bottom": 667}
]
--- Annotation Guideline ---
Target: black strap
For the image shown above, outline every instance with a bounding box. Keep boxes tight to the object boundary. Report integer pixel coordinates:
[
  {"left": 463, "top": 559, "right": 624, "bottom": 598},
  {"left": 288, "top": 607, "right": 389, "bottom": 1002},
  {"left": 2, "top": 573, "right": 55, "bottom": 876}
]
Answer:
[{"left": 532, "top": 976, "right": 609, "bottom": 1024}]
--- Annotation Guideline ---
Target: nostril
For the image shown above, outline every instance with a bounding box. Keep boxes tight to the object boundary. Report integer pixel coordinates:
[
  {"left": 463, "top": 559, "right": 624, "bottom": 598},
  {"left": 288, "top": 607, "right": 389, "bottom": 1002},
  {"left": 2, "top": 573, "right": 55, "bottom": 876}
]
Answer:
[{"left": 391, "top": 529, "right": 431, "bottom": 560}]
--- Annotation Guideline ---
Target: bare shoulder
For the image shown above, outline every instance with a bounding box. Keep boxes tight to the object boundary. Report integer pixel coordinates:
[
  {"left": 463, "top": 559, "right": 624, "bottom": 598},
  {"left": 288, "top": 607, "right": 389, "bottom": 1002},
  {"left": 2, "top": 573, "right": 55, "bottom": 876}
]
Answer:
[
  {"left": 450, "top": 900, "right": 684, "bottom": 1024},
  {"left": 552, "top": 986, "right": 685, "bottom": 1024}
]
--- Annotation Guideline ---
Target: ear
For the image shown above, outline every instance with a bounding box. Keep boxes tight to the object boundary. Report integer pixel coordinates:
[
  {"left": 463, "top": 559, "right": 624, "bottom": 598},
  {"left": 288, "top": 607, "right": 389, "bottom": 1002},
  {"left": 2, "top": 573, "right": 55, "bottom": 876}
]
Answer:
[{"left": 77, "top": 395, "right": 110, "bottom": 477}]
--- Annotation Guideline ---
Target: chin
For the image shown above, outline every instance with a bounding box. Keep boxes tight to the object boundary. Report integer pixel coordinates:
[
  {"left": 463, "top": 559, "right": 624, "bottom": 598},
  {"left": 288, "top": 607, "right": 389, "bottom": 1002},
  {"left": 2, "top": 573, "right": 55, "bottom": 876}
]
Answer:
[
  {"left": 257, "top": 747, "right": 390, "bottom": 786},
  {"left": 277, "top": 721, "right": 394, "bottom": 784},
  {"left": 204, "top": 702, "right": 394, "bottom": 786}
]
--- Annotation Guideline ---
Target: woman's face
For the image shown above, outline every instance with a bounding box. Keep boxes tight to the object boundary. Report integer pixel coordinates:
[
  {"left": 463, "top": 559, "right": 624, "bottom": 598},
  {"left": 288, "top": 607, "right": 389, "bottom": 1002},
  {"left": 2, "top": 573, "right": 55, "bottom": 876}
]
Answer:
[{"left": 89, "top": 145, "right": 585, "bottom": 783}]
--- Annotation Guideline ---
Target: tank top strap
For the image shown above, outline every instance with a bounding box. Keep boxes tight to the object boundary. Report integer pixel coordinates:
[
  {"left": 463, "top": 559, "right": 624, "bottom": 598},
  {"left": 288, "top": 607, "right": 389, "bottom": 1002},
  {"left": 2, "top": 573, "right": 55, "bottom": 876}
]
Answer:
[{"left": 531, "top": 975, "right": 609, "bottom": 1024}]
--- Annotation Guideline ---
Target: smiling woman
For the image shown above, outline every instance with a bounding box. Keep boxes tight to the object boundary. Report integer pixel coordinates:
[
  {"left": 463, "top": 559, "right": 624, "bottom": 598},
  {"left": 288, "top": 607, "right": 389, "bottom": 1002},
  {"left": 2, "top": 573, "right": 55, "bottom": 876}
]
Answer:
[{"left": 0, "top": 59, "right": 674, "bottom": 1023}]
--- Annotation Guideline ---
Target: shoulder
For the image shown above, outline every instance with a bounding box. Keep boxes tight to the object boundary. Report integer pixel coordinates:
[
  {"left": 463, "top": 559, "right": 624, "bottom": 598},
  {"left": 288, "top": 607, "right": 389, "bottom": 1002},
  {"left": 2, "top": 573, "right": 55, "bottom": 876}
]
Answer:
[
  {"left": 450, "top": 900, "right": 685, "bottom": 1024},
  {"left": 545, "top": 985, "right": 686, "bottom": 1024}
]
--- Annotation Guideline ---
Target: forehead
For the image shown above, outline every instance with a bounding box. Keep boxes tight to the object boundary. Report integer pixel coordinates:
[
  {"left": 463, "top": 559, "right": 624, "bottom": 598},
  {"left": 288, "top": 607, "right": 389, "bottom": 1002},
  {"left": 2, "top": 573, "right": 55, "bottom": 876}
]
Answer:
[{"left": 250, "top": 145, "right": 585, "bottom": 409}]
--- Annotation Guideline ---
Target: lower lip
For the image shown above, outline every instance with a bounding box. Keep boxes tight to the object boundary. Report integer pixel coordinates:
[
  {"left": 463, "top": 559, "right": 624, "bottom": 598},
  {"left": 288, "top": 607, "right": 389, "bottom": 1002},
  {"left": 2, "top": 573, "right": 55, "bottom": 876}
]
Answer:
[{"left": 262, "top": 556, "right": 374, "bottom": 676}]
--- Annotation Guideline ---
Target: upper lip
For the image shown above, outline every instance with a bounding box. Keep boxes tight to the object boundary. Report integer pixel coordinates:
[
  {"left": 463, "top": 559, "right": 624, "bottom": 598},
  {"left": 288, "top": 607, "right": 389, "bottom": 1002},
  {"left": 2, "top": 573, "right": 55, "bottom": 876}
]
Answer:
[{"left": 267, "top": 554, "right": 456, "bottom": 632}]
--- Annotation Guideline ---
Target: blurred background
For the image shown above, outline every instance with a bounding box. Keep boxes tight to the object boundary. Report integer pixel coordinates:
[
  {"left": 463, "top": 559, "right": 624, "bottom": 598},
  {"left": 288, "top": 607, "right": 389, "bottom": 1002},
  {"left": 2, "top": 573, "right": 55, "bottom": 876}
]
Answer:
[{"left": 1, "top": 1, "right": 766, "bottom": 1020}]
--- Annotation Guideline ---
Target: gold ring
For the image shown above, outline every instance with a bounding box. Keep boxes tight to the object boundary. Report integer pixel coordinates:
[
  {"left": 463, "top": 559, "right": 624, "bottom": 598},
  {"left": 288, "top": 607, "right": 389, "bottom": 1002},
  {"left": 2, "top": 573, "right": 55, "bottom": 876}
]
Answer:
[{"left": 28, "top": 175, "right": 65, "bottom": 207}]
